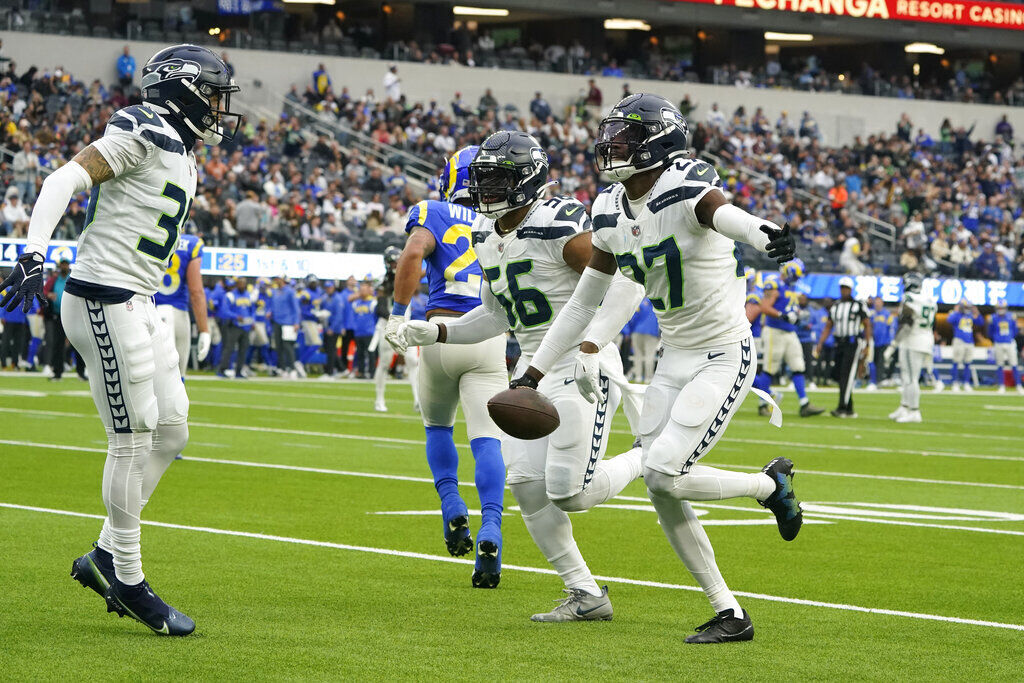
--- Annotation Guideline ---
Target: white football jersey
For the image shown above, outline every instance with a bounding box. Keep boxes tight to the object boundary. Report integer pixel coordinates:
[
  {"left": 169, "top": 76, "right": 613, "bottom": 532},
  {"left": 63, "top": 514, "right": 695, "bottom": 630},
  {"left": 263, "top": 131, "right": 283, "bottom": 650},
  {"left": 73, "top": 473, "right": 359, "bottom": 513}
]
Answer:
[
  {"left": 473, "top": 197, "right": 589, "bottom": 361},
  {"left": 72, "top": 104, "right": 198, "bottom": 297},
  {"left": 896, "top": 291, "right": 937, "bottom": 353},
  {"left": 591, "top": 158, "right": 748, "bottom": 350}
]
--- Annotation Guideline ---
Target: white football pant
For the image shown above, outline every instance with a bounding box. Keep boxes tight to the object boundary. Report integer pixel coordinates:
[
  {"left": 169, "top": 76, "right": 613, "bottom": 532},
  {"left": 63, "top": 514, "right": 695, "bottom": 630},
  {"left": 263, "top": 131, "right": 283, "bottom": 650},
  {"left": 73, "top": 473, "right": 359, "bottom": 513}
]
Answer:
[
  {"left": 417, "top": 317, "right": 506, "bottom": 440},
  {"left": 156, "top": 304, "right": 191, "bottom": 377},
  {"left": 898, "top": 346, "right": 929, "bottom": 410},
  {"left": 63, "top": 293, "right": 189, "bottom": 585},
  {"left": 375, "top": 335, "right": 420, "bottom": 408}
]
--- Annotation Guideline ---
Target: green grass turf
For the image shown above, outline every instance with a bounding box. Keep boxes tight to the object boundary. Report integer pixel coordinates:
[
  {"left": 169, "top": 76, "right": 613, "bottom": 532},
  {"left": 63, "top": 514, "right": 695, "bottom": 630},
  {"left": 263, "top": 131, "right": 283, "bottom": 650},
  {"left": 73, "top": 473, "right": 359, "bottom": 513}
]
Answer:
[{"left": 1, "top": 373, "right": 1022, "bottom": 680}]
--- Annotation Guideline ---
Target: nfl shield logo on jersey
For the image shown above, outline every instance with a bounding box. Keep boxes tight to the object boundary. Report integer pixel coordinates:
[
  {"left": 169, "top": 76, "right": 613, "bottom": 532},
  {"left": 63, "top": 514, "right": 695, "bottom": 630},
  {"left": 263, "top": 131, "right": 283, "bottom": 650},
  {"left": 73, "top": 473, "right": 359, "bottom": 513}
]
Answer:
[
  {"left": 125, "top": 300, "right": 134, "bottom": 312},
  {"left": 631, "top": 224, "right": 641, "bottom": 237},
  {"left": 497, "top": 242, "right": 504, "bottom": 253}
]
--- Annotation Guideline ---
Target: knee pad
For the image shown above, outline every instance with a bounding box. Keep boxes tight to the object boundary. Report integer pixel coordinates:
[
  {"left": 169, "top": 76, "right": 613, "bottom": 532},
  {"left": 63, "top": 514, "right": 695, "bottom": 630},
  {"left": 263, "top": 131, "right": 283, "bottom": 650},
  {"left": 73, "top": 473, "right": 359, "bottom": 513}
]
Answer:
[
  {"left": 509, "top": 479, "right": 549, "bottom": 515},
  {"left": 644, "top": 468, "right": 677, "bottom": 498},
  {"left": 551, "top": 491, "right": 589, "bottom": 513},
  {"left": 153, "top": 422, "right": 189, "bottom": 457}
]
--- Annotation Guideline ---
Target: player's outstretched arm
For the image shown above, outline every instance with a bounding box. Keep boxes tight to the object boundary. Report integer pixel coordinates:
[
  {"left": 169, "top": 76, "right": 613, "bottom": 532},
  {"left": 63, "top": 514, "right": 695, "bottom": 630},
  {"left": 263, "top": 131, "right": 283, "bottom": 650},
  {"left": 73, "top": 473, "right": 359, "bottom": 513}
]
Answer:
[
  {"left": 1, "top": 145, "right": 113, "bottom": 312},
  {"left": 385, "top": 228, "right": 436, "bottom": 353},
  {"left": 399, "top": 284, "right": 508, "bottom": 347},
  {"left": 186, "top": 256, "right": 211, "bottom": 360},
  {"left": 696, "top": 188, "right": 795, "bottom": 264}
]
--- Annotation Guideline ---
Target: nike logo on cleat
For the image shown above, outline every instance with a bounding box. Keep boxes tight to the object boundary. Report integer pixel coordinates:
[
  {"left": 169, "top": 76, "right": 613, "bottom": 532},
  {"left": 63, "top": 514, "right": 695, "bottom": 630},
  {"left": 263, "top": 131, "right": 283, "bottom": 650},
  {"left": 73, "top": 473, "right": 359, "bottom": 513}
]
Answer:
[
  {"left": 576, "top": 604, "right": 604, "bottom": 616},
  {"left": 707, "top": 352, "right": 725, "bottom": 360}
]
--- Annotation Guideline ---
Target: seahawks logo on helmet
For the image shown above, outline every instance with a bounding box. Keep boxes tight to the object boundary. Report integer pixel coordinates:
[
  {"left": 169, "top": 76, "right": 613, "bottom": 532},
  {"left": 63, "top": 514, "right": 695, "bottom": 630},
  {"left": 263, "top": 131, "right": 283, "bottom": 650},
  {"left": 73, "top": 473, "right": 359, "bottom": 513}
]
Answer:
[
  {"left": 140, "top": 44, "right": 241, "bottom": 146},
  {"left": 595, "top": 93, "right": 690, "bottom": 181},
  {"left": 903, "top": 271, "right": 924, "bottom": 293},
  {"left": 468, "top": 131, "right": 550, "bottom": 220}
]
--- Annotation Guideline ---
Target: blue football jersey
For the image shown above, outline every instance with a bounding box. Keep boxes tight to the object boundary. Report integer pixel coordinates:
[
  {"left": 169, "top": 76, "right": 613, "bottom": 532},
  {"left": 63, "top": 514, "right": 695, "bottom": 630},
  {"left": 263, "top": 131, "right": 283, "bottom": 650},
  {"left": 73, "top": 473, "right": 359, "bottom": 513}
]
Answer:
[
  {"left": 746, "top": 286, "right": 764, "bottom": 338},
  {"left": 406, "top": 199, "right": 482, "bottom": 314},
  {"left": 154, "top": 234, "right": 203, "bottom": 312},
  {"left": 989, "top": 313, "right": 1018, "bottom": 343},
  {"left": 764, "top": 281, "right": 802, "bottom": 332}
]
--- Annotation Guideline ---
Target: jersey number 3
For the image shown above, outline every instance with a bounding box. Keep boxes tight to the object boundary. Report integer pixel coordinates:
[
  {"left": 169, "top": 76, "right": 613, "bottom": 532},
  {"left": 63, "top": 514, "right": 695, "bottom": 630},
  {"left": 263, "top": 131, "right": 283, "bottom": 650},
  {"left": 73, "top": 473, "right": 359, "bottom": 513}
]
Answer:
[{"left": 138, "top": 182, "right": 191, "bottom": 262}]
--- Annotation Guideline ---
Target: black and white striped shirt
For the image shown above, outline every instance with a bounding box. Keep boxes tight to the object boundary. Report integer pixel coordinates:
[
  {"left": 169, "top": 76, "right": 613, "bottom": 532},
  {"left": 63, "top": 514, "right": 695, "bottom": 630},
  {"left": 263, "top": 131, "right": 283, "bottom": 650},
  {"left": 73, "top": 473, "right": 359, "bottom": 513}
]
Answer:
[{"left": 829, "top": 298, "right": 868, "bottom": 340}]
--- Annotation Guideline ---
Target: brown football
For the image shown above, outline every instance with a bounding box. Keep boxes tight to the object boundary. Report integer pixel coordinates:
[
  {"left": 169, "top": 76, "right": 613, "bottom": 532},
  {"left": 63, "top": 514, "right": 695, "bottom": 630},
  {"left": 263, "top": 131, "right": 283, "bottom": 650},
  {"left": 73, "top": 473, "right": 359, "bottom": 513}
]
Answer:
[{"left": 487, "top": 387, "right": 560, "bottom": 440}]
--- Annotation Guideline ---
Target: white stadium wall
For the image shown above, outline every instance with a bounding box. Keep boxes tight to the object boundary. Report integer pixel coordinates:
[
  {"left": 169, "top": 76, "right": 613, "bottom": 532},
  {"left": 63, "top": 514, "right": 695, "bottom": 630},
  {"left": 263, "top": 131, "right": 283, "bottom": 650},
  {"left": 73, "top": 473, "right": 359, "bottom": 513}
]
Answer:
[{"left": 3, "top": 30, "right": 1023, "bottom": 146}]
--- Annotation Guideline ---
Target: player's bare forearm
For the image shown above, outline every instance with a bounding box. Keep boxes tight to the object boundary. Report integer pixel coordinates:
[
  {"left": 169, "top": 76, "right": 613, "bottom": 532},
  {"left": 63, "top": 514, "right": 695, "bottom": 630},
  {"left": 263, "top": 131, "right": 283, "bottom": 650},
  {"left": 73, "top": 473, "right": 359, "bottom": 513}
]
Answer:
[
  {"left": 562, "top": 232, "right": 593, "bottom": 274},
  {"left": 71, "top": 145, "right": 115, "bottom": 185},
  {"left": 186, "top": 259, "right": 209, "bottom": 333},
  {"left": 761, "top": 289, "right": 783, "bottom": 318},
  {"left": 695, "top": 188, "right": 727, "bottom": 228},
  {"left": 393, "top": 228, "right": 435, "bottom": 306}
]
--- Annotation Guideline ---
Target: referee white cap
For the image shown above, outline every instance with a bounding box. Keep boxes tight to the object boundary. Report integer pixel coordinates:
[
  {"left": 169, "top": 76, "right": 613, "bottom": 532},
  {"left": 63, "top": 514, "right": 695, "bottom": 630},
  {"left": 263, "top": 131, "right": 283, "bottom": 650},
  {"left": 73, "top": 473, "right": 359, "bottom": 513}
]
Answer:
[{"left": 838, "top": 276, "right": 854, "bottom": 289}]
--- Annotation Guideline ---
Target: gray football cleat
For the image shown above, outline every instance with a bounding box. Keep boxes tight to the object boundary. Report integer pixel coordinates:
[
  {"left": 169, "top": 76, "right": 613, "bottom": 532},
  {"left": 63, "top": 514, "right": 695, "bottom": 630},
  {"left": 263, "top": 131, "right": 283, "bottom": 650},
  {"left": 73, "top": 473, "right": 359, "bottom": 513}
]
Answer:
[{"left": 530, "top": 586, "right": 613, "bottom": 622}]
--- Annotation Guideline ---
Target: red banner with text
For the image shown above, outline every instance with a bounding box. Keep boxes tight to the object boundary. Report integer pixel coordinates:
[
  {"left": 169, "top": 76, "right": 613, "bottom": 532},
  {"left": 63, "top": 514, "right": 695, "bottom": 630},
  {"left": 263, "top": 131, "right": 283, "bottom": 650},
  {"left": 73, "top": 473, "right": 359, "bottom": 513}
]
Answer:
[{"left": 673, "top": 0, "right": 1024, "bottom": 30}]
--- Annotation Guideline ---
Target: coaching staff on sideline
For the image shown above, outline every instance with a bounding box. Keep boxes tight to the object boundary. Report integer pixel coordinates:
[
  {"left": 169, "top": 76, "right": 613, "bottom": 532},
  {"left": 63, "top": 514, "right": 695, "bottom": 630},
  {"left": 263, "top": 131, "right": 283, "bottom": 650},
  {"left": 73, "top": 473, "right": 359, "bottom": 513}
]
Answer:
[{"left": 814, "top": 276, "right": 872, "bottom": 418}]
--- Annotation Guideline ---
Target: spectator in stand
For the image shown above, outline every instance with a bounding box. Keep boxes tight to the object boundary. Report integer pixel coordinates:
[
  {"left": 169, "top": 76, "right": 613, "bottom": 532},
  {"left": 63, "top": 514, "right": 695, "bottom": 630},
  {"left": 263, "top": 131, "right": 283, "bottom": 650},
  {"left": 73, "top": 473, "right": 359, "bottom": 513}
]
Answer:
[
  {"left": 706, "top": 102, "right": 726, "bottom": 130},
  {"left": 584, "top": 78, "right": 602, "bottom": 119},
  {"left": 995, "top": 115, "right": 1013, "bottom": 142},
  {"left": 601, "top": 60, "right": 623, "bottom": 78},
  {"left": 383, "top": 63, "right": 401, "bottom": 102},
  {"left": 12, "top": 140, "right": 39, "bottom": 203},
  {"left": 1, "top": 186, "right": 29, "bottom": 236},
  {"left": 116, "top": 45, "right": 135, "bottom": 87},
  {"left": 530, "top": 91, "right": 551, "bottom": 122},
  {"left": 313, "top": 63, "right": 331, "bottom": 98},
  {"left": 973, "top": 241, "right": 1003, "bottom": 280},
  {"left": 478, "top": 88, "right": 498, "bottom": 116}
]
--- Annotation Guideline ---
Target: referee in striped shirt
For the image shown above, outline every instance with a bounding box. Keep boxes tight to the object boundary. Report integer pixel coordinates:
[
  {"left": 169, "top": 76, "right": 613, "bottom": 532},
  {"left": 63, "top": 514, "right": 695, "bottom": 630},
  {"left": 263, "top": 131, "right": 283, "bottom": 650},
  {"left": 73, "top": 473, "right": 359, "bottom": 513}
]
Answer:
[{"left": 814, "top": 277, "right": 872, "bottom": 417}]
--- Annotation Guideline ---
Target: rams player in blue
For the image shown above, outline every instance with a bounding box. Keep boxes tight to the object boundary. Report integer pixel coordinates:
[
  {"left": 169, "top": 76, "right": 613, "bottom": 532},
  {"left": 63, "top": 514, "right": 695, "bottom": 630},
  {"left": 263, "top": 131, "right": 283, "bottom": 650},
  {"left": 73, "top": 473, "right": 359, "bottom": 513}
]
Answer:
[
  {"left": 744, "top": 267, "right": 774, "bottom": 416},
  {"left": 760, "top": 260, "right": 824, "bottom": 417},
  {"left": 154, "top": 233, "right": 211, "bottom": 377},
  {"left": 383, "top": 146, "right": 508, "bottom": 588},
  {"left": 946, "top": 300, "right": 984, "bottom": 391},
  {"left": 989, "top": 299, "right": 1023, "bottom": 394}
]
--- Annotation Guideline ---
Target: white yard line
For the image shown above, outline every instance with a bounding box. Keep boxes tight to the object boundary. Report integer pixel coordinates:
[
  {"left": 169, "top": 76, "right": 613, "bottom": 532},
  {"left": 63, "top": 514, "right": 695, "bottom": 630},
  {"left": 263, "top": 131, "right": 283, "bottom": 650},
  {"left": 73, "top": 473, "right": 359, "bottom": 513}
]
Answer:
[
  {"left": 3, "top": 438, "right": 1023, "bottom": 492},
  {"left": 1, "top": 501, "right": 1021, "bottom": 633}
]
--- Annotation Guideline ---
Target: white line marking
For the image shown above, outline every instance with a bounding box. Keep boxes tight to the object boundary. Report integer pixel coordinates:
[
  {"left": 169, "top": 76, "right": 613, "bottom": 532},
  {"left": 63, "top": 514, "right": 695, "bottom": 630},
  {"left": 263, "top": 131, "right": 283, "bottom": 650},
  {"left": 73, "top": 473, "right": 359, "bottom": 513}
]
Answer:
[
  {"left": 4, "top": 439, "right": 1022, "bottom": 492},
  {"left": 2, "top": 501, "right": 1020, "bottom": 632},
  {"left": 983, "top": 404, "right": 1024, "bottom": 412}
]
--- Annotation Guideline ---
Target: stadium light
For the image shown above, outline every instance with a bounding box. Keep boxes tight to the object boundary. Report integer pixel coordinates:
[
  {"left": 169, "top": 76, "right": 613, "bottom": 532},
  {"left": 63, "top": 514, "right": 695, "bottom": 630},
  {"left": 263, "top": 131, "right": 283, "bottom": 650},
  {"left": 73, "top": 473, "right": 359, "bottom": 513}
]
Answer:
[
  {"left": 604, "top": 18, "right": 652, "bottom": 31},
  {"left": 905, "top": 42, "right": 945, "bottom": 55},
  {"left": 453, "top": 5, "right": 510, "bottom": 16},
  {"left": 764, "top": 31, "right": 813, "bottom": 41}
]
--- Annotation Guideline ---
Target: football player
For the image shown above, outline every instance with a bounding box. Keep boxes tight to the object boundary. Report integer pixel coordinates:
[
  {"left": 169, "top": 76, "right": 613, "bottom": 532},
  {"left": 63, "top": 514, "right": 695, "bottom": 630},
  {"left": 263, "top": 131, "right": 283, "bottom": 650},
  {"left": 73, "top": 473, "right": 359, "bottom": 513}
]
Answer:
[
  {"left": 399, "top": 131, "right": 646, "bottom": 620},
  {"left": 153, "top": 232, "right": 210, "bottom": 377},
  {"left": 988, "top": 298, "right": 1023, "bottom": 394},
  {"left": 947, "top": 299, "right": 983, "bottom": 391},
  {"left": 760, "top": 259, "right": 824, "bottom": 417},
  {"left": 1, "top": 45, "right": 241, "bottom": 635},
  {"left": 890, "top": 272, "right": 937, "bottom": 422},
  {"left": 514, "top": 94, "right": 802, "bottom": 643},
  {"left": 373, "top": 246, "right": 420, "bottom": 412},
  {"left": 383, "top": 145, "right": 508, "bottom": 587},
  {"left": 867, "top": 297, "right": 895, "bottom": 391}
]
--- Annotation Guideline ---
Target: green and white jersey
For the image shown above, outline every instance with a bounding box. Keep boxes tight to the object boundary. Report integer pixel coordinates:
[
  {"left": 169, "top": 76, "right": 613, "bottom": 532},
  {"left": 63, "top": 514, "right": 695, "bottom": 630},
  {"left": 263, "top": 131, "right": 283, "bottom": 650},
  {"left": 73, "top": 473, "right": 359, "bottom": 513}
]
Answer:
[
  {"left": 472, "top": 196, "right": 589, "bottom": 362},
  {"left": 74, "top": 104, "right": 198, "bottom": 296},
  {"left": 591, "top": 158, "right": 748, "bottom": 350},
  {"left": 896, "top": 291, "right": 937, "bottom": 353}
]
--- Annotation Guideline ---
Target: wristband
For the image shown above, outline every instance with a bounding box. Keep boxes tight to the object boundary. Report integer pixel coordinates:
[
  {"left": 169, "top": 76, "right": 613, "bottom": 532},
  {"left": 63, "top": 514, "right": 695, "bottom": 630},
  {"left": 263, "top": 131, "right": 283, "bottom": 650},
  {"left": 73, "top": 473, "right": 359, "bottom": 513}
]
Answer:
[{"left": 391, "top": 302, "right": 408, "bottom": 316}]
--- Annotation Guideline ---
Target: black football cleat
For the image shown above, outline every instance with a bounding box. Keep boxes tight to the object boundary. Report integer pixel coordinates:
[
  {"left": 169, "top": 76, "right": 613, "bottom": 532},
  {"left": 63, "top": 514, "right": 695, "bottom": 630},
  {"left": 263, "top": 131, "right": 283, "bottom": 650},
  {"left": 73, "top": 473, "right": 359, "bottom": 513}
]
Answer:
[
  {"left": 103, "top": 578, "right": 195, "bottom": 636},
  {"left": 685, "top": 609, "right": 754, "bottom": 644},
  {"left": 799, "top": 403, "right": 824, "bottom": 417},
  {"left": 70, "top": 543, "right": 115, "bottom": 598},
  {"left": 759, "top": 457, "right": 803, "bottom": 541},
  {"left": 443, "top": 514, "right": 473, "bottom": 557},
  {"left": 472, "top": 539, "right": 502, "bottom": 589}
]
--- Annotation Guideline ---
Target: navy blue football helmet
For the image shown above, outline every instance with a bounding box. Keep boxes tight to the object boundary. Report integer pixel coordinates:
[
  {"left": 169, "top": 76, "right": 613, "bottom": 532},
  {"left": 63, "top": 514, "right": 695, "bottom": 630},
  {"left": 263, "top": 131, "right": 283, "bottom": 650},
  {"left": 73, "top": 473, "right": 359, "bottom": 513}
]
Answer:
[
  {"left": 595, "top": 93, "right": 689, "bottom": 180},
  {"left": 141, "top": 44, "right": 241, "bottom": 145},
  {"left": 468, "top": 131, "right": 549, "bottom": 219}
]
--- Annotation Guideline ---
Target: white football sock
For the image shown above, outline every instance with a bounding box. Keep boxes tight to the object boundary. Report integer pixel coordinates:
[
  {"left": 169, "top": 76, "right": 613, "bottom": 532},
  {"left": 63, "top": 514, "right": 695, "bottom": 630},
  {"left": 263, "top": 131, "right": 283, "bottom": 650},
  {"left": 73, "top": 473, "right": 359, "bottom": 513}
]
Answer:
[
  {"left": 142, "top": 422, "right": 188, "bottom": 508},
  {"left": 511, "top": 480, "right": 602, "bottom": 597},
  {"left": 405, "top": 353, "right": 420, "bottom": 406},
  {"left": 646, "top": 466, "right": 776, "bottom": 502},
  {"left": 551, "top": 447, "right": 642, "bottom": 512},
  {"left": 374, "top": 352, "right": 390, "bottom": 402},
  {"left": 648, "top": 490, "right": 742, "bottom": 618},
  {"left": 100, "top": 429, "right": 152, "bottom": 585}
]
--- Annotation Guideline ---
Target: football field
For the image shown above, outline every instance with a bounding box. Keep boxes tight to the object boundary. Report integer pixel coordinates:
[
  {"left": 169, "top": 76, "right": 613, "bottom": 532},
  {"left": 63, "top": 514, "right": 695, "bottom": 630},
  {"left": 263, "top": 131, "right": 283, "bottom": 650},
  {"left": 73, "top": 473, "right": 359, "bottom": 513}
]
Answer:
[{"left": 1, "top": 373, "right": 1022, "bottom": 680}]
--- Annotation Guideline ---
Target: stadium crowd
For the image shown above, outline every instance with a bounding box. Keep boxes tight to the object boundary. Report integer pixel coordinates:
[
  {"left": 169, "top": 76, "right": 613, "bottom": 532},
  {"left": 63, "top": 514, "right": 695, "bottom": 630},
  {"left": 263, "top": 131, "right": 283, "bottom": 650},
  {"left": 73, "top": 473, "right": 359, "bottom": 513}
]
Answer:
[{"left": 0, "top": 50, "right": 1022, "bottom": 280}]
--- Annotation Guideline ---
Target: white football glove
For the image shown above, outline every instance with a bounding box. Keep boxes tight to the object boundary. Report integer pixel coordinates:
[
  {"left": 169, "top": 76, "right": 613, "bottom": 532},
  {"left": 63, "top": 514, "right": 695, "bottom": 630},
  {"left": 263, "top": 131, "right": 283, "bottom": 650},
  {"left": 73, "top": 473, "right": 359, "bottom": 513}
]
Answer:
[
  {"left": 573, "top": 350, "right": 602, "bottom": 404},
  {"left": 196, "top": 331, "right": 211, "bottom": 362},
  {"left": 398, "top": 320, "right": 441, "bottom": 348},
  {"left": 384, "top": 314, "right": 409, "bottom": 354}
]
